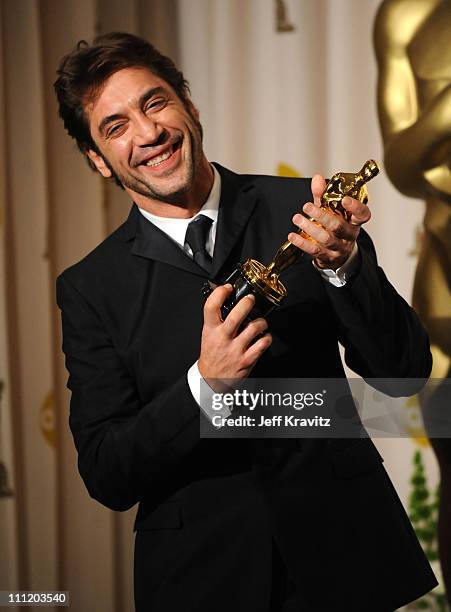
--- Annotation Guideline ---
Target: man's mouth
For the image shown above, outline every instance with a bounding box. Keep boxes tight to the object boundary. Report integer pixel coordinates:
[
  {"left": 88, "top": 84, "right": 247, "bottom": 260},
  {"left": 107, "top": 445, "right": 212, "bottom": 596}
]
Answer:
[
  {"left": 139, "top": 138, "right": 182, "bottom": 168},
  {"left": 145, "top": 149, "right": 173, "bottom": 167}
]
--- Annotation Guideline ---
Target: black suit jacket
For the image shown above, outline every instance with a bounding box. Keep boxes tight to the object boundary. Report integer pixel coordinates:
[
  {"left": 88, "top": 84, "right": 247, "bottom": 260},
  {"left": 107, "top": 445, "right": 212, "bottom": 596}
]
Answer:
[{"left": 57, "top": 164, "right": 437, "bottom": 611}]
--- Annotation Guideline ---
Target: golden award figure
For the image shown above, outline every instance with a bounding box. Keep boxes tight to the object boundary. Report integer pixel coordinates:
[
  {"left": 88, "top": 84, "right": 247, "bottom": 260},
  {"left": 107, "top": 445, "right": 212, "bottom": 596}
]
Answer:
[
  {"left": 375, "top": 0, "right": 451, "bottom": 604},
  {"left": 203, "top": 160, "right": 379, "bottom": 321}
]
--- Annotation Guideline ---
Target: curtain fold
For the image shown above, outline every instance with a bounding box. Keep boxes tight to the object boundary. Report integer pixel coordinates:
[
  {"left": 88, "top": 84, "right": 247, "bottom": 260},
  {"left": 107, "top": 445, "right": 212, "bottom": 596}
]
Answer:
[{"left": 0, "top": 3, "right": 20, "bottom": 608}]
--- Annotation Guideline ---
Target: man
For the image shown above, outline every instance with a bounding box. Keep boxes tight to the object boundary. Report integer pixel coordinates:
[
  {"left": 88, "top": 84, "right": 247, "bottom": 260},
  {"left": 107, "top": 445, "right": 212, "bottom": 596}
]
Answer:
[{"left": 55, "top": 32, "right": 436, "bottom": 611}]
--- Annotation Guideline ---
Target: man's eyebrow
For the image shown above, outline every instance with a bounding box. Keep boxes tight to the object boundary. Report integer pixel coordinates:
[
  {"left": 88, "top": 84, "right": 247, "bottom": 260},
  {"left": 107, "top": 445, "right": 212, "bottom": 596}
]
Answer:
[
  {"left": 98, "top": 113, "right": 124, "bottom": 135},
  {"left": 98, "top": 87, "right": 168, "bottom": 135},
  {"left": 138, "top": 86, "right": 167, "bottom": 108}
]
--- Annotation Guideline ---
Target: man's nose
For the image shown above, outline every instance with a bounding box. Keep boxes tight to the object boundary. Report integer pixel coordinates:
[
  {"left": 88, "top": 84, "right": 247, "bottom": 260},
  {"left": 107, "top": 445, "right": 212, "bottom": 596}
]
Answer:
[{"left": 133, "top": 113, "right": 163, "bottom": 146}]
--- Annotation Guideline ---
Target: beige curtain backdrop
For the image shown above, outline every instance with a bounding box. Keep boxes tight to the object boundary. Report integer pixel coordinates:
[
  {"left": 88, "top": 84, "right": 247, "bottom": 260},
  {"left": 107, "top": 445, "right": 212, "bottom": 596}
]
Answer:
[{"left": 0, "top": 1, "right": 440, "bottom": 610}]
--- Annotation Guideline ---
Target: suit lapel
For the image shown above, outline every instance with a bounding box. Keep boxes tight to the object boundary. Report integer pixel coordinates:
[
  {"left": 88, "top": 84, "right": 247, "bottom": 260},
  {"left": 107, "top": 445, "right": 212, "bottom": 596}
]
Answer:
[
  {"left": 123, "top": 164, "right": 259, "bottom": 279},
  {"left": 131, "top": 209, "right": 206, "bottom": 276},
  {"left": 211, "top": 164, "right": 258, "bottom": 278}
]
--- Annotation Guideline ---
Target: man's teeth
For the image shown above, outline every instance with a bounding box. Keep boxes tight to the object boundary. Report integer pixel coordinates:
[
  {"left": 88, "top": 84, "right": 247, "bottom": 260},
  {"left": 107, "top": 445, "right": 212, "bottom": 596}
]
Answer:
[{"left": 145, "top": 149, "right": 173, "bottom": 167}]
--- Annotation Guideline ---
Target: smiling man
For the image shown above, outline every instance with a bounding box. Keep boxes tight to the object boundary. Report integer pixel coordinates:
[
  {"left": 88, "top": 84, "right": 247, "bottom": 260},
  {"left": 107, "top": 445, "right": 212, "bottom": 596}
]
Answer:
[{"left": 55, "top": 32, "right": 437, "bottom": 611}]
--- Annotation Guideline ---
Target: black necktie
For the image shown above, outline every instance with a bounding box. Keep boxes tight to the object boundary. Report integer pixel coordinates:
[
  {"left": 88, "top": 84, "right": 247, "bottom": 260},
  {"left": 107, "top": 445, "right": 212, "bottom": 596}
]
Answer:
[{"left": 184, "top": 214, "right": 213, "bottom": 273}]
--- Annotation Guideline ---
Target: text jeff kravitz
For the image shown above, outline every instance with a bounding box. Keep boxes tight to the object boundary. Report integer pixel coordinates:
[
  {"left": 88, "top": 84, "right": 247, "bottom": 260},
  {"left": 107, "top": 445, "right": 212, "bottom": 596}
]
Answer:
[{"left": 211, "top": 414, "right": 331, "bottom": 428}]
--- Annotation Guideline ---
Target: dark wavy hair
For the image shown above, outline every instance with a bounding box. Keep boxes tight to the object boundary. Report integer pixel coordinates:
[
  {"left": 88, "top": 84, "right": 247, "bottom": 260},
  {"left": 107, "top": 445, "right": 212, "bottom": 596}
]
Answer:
[{"left": 54, "top": 32, "right": 191, "bottom": 165}]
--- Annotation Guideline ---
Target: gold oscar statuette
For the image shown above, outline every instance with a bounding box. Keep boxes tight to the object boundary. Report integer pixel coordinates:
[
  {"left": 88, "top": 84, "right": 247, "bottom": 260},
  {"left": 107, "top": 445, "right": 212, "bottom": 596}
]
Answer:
[{"left": 203, "top": 160, "right": 380, "bottom": 320}]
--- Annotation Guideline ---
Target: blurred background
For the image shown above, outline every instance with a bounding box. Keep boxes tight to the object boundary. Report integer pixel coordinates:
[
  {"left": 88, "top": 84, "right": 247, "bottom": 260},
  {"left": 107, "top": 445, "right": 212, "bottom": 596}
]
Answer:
[{"left": 0, "top": 0, "right": 448, "bottom": 610}]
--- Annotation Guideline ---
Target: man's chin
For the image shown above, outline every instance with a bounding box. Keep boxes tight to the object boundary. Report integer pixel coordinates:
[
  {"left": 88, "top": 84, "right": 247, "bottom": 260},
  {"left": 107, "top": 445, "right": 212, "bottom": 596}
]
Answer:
[
  {"left": 146, "top": 184, "right": 191, "bottom": 204},
  {"left": 125, "top": 178, "right": 192, "bottom": 205}
]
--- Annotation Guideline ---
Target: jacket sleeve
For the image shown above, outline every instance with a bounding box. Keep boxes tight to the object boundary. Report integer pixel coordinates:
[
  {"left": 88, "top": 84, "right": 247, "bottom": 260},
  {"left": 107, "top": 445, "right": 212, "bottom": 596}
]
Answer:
[
  {"left": 322, "top": 230, "right": 432, "bottom": 393},
  {"left": 57, "top": 273, "right": 201, "bottom": 512}
]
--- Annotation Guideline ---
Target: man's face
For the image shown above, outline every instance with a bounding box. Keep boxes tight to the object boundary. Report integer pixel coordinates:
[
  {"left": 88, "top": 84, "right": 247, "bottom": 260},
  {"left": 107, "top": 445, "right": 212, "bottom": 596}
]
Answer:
[{"left": 85, "top": 67, "right": 206, "bottom": 207}]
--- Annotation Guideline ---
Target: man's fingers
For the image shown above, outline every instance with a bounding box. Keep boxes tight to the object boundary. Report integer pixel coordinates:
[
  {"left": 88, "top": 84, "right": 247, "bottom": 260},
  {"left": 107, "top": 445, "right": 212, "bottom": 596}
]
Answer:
[
  {"left": 203, "top": 284, "right": 233, "bottom": 326},
  {"left": 293, "top": 212, "right": 341, "bottom": 248},
  {"left": 297, "top": 206, "right": 358, "bottom": 242},
  {"left": 288, "top": 229, "right": 354, "bottom": 269},
  {"left": 241, "top": 333, "right": 273, "bottom": 369},
  {"left": 222, "top": 294, "right": 256, "bottom": 337},
  {"left": 342, "top": 196, "right": 371, "bottom": 227},
  {"left": 236, "top": 317, "right": 269, "bottom": 350},
  {"left": 311, "top": 174, "right": 326, "bottom": 208},
  {"left": 288, "top": 230, "right": 322, "bottom": 257}
]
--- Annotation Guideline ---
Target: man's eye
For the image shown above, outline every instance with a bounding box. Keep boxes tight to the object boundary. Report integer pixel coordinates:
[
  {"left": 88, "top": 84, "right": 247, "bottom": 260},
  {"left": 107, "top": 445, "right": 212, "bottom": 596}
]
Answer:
[
  {"left": 146, "top": 97, "right": 167, "bottom": 112},
  {"left": 107, "top": 124, "right": 125, "bottom": 137}
]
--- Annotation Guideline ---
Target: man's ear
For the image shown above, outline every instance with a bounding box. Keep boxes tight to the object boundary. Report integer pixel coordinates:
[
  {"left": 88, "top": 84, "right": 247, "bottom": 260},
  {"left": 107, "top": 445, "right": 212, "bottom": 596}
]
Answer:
[{"left": 86, "top": 149, "right": 112, "bottom": 178}]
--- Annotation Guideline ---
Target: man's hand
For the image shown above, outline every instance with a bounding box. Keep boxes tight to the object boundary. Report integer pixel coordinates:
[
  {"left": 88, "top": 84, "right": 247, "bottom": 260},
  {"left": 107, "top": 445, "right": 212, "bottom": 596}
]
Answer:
[
  {"left": 288, "top": 175, "right": 371, "bottom": 270},
  {"left": 198, "top": 284, "right": 272, "bottom": 383}
]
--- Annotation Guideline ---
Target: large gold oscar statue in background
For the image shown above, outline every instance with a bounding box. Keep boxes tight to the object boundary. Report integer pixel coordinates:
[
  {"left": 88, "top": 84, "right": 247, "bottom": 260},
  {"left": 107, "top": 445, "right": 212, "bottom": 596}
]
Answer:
[{"left": 375, "top": 0, "right": 451, "bottom": 600}]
